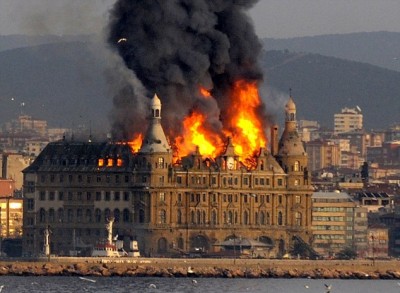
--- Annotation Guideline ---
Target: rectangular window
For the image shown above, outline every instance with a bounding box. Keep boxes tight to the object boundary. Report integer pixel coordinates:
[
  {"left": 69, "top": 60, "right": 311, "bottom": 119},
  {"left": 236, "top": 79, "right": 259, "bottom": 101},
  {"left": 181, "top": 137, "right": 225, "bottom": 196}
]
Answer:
[
  {"left": 68, "top": 175, "right": 73, "bottom": 183},
  {"left": 124, "top": 192, "right": 129, "bottom": 201},
  {"left": 27, "top": 199, "right": 34, "bottom": 210},
  {"left": 105, "top": 192, "right": 111, "bottom": 201},
  {"left": 87, "top": 176, "right": 92, "bottom": 184},
  {"left": 78, "top": 175, "right": 83, "bottom": 183},
  {"left": 96, "top": 192, "right": 101, "bottom": 201},
  {"left": 96, "top": 176, "right": 101, "bottom": 183},
  {"left": 86, "top": 192, "right": 92, "bottom": 201},
  {"left": 49, "top": 192, "right": 55, "bottom": 201},
  {"left": 177, "top": 176, "right": 182, "bottom": 184},
  {"left": 68, "top": 192, "right": 73, "bottom": 201},
  {"left": 244, "top": 177, "right": 248, "bottom": 185},
  {"left": 58, "top": 192, "right": 64, "bottom": 201},
  {"left": 125, "top": 175, "right": 129, "bottom": 183},
  {"left": 212, "top": 177, "right": 217, "bottom": 185},
  {"left": 77, "top": 192, "right": 82, "bottom": 201},
  {"left": 260, "top": 178, "right": 265, "bottom": 185},
  {"left": 159, "top": 192, "right": 165, "bottom": 201},
  {"left": 115, "top": 175, "right": 120, "bottom": 184},
  {"left": 40, "top": 191, "right": 46, "bottom": 201},
  {"left": 277, "top": 178, "right": 283, "bottom": 186},
  {"left": 114, "top": 191, "right": 120, "bottom": 201},
  {"left": 59, "top": 174, "right": 64, "bottom": 183}
]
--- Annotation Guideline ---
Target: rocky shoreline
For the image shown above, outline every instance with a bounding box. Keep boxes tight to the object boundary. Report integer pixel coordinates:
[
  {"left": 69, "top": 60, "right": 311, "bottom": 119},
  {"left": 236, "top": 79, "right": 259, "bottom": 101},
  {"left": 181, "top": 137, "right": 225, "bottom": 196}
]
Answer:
[{"left": 1, "top": 258, "right": 400, "bottom": 279}]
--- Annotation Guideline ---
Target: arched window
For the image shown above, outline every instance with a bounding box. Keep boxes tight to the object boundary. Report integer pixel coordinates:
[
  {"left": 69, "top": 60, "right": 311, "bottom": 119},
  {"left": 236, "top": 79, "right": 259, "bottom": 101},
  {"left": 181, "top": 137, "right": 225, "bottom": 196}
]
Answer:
[
  {"left": 39, "top": 208, "right": 46, "bottom": 223},
  {"left": 155, "top": 109, "right": 160, "bottom": 118},
  {"left": 139, "top": 209, "right": 145, "bottom": 223},
  {"left": 211, "top": 210, "right": 217, "bottom": 225},
  {"left": 177, "top": 238, "right": 184, "bottom": 249},
  {"left": 243, "top": 210, "right": 249, "bottom": 225},
  {"left": 77, "top": 208, "right": 82, "bottom": 223},
  {"left": 260, "top": 211, "right": 265, "bottom": 225},
  {"left": 158, "top": 237, "right": 167, "bottom": 253},
  {"left": 191, "top": 211, "right": 195, "bottom": 224},
  {"left": 177, "top": 209, "right": 182, "bottom": 224},
  {"left": 295, "top": 212, "right": 302, "bottom": 226},
  {"left": 202, "top": 210, "right": 206, "bottom": 224},
  {"left": 104, "top": 208, "right": 111, "bottom": 222},
  {"left": 95, "top": 208, "right": 101, "bottom": 223},
  {"left": 228, "top": 211, "right": 233, "bottom": 224},
  {"left": 234, "top": 212, "right": 238, "bottom": 224},
  {"left": 57, "top": 208, "right": 64, "bottom": 223},
  {"left": 114, "top": 209, "right": 120, "bottom": 223},
  {"left": 196, "top": 210, "right": 201, "bottom": 224},
  {"left": 255, "top": 212, "right": 259, "bottom": 225},
  {"left": 67, "top": 209, "right": 73, "bottom": 223},
  {"left": 158, "top": 157, "right": 164, "bottom": 169},
  {"left": 278, "top": 211, "right": 283, "bottom": 225},
  {"left": 266, "top": 212, "right": 270, "bottom": 225},
  {"left": 48, "top": 208, "right": 55, "bottom": 223},
  {"left": 294, "top": 161, "right": 299, "bottom": 171},
  {"left": 86, "top": 209, "right": 92, "bottom": 223},
  {"left": 123, "top": 209, "right": 130, "bottom": 223},
  {"left": 159, "top": 209, "right": 166, "bottom": 224}
]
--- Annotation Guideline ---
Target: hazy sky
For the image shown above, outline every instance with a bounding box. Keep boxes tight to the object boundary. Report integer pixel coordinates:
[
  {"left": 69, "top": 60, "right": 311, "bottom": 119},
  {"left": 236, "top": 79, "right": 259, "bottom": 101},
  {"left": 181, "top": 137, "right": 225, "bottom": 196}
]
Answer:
[{"left": 0, "top": 0, "right": 400, "bottom": 38}]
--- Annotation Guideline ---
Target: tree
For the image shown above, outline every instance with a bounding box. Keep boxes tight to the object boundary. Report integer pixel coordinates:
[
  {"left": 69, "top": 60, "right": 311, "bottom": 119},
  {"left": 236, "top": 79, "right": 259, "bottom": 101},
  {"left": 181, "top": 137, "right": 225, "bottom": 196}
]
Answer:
[{"left": 336, "top": 246, "right": 357, "bottom": 260}]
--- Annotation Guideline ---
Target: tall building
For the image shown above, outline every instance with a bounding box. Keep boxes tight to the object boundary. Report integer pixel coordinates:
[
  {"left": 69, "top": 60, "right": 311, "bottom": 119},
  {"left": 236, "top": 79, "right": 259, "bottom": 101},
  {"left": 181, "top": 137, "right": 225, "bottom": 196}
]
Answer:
[
  {"left": 23, "top": 94, "right": 314, "bottom": 258},
  {"left": 311, "top": 191, "right": 368, "bottom": 258},
  {"left": 334, "top": 106, "right": 363, "bottom": 135}
]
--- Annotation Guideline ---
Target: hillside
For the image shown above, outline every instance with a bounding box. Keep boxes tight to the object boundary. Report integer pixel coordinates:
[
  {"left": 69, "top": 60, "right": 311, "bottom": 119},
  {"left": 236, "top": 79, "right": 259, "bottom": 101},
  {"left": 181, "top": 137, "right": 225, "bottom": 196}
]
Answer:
[
  {"left": 0, "top": 34, "right": 399, "bottom": 132},
  {"left": 0, "top": 40, "right": 111, "bottom": 133},
  {"left": 263, "top": 31, "right": 400, "bottom": 72},
  {"left": 261, "top": 50, "right": 400, "bottom": 129}
]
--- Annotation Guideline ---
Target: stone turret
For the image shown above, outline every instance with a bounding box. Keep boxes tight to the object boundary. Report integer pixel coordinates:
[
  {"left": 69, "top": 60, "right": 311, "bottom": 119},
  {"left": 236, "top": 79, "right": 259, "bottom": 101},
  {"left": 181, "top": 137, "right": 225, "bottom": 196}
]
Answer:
[
  {"left": 139, "top": 94, "right": 171, "bottom": 154},
  {"left": 277, "top": 95, "right": 309, "bottom": 187}
]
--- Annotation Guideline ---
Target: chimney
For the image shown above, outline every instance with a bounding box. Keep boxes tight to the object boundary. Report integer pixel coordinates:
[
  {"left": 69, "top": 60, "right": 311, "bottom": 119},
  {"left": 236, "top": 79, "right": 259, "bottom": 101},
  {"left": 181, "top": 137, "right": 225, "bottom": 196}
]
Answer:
[
  {"left": 2, "top": 153, "right": 8, "bottom": 179},
  {"left": 270, "top": 124, "right": 279, "bottom": 156}
]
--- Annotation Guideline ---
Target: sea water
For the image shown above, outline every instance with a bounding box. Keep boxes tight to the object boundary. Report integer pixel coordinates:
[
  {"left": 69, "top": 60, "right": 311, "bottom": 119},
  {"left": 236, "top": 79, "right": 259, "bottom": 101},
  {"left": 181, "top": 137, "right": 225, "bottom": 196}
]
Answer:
[{"left": 0, "top": 276, "right": 399, "bottom": 293}]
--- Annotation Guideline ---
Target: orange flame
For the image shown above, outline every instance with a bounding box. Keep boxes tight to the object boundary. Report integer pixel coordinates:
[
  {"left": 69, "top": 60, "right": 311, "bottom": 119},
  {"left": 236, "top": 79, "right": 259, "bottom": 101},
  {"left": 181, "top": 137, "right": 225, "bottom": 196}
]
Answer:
[
  {"left": 223, "top": 80, "right": 267, "bottom": 167},
  {"left": 127, "top": 133, "right": 143, "bottom": 153},
  {"left": 199, "top": 86, "right": 212, "bottom": 98},
  {"left": 175, "top": 111, "right": 224, "bottom": 159}
]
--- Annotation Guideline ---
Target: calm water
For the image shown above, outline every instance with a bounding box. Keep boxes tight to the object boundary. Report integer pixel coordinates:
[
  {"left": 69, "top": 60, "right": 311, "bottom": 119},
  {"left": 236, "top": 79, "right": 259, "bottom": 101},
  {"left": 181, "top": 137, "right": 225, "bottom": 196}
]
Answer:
[{"left": 0, "top": 276, "right": 399, "bottom": 293}]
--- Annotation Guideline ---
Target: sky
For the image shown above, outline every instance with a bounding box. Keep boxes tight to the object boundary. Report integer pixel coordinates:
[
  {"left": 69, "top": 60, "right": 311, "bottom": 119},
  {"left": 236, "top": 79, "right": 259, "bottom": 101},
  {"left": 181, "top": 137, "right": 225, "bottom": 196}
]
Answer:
[{"left": 0, "top": 0, "right": 400, "bottom": 38}]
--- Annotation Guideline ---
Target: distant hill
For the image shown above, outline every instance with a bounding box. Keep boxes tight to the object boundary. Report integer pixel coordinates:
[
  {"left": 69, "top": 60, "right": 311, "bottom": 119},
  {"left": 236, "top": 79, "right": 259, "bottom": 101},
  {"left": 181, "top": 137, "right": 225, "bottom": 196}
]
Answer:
[
  {"left": 0, "top": 34, "right": 399, "bottom": 133},
  {"left": 263, "top": 31, "right": 400, "bottom": 72},
  {"left": 261, "top": 50, "right": 400, "bottom": 129},
  {"left": 0, "top": 40, "right": 111, "bottom": 132}
]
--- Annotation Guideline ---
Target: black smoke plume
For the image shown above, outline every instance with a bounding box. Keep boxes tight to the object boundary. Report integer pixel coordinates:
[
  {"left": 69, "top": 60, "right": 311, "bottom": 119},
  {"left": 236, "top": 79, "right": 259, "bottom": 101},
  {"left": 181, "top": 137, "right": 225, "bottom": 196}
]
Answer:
[{"left": 108, "top": 0, "right": 264, "bottom": 140}]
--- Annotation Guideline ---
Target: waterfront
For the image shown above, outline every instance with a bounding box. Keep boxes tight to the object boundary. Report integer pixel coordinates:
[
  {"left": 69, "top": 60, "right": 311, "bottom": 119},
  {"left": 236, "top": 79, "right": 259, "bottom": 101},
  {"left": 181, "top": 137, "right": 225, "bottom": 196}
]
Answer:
[
  {"left": 0, "top": 276, "right": 399, "bottom": 292},
  {"left": 1, "top": 258, "right": 400, "bottom": 279}
]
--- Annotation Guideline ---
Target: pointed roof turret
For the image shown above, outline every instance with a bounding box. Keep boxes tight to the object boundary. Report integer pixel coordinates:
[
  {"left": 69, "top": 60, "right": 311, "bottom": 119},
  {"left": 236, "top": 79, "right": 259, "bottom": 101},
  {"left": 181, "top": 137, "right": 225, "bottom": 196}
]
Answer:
[
  {"left": 278, "top": 95, "right": 306, "bottom": 156},
  {"left": 139, "top": 94, "right": 171, "bottom": 153}
]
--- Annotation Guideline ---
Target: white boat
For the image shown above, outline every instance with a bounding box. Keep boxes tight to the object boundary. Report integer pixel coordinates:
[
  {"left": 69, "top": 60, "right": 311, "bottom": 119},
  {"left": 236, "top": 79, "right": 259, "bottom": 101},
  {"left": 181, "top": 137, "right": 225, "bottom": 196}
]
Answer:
[{"left": 91, "top": 218, "right": 139, "bottom": 257}]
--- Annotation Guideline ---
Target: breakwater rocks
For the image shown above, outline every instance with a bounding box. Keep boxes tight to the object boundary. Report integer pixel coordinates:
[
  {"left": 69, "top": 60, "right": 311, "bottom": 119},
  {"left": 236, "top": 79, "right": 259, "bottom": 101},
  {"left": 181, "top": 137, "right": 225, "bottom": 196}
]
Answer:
[{"left": 1, "top": 260, "right": 400, "bottom": 279}]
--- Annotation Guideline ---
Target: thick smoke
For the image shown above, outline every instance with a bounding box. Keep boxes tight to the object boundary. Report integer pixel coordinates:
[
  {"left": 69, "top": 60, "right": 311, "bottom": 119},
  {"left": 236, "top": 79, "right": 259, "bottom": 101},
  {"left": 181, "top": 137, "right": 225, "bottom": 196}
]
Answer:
[{"left": 107, "top": 0, "right": 264, "bottom": 140}]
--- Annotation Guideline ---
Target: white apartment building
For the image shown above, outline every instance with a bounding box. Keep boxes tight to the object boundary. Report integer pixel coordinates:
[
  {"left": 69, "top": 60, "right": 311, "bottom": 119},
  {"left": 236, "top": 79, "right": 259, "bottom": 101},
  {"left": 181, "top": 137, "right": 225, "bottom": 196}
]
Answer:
[{"left": 334, "top": 107, "right": 363, "bottom": 135}]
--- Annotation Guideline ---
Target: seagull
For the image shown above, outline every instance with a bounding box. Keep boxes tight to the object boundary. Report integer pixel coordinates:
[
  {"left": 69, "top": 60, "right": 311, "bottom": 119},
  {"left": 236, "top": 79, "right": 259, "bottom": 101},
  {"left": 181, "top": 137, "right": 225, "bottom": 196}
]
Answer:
[
  {"left": 192, "top": 279, "right": 198, "bottom": 285},
  {"left": 324, "top": 284, "right": 332, "bottom": 293},
  {"left": 79, "top": 277, "right": 96, "bottom": 283},
  {"left": 304, "top": 284, "right": 309, "bottom": 289},
  {"left": 117, "top": 38, "right": 127, "bottom": 43},
  {"left": 0, "top": 285, "right": 4, "bottom": 292},
  {"left": 149, "top": 284, "right": 157, "bottom": 289}
]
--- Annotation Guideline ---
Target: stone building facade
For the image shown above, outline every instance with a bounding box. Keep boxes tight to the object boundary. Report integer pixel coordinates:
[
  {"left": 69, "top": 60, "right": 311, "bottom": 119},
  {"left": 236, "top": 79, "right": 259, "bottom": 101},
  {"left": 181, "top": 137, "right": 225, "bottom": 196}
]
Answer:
[{"left": 22, "top": 94, "right": 313, "bottom": 257}]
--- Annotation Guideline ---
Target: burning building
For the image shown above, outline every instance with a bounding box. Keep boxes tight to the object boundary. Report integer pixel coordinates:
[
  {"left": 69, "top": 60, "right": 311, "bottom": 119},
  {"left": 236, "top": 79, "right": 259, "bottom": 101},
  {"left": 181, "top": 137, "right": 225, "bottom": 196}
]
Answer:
[{"left": 22, "top": 93, "right": 314, "bottom": 258}]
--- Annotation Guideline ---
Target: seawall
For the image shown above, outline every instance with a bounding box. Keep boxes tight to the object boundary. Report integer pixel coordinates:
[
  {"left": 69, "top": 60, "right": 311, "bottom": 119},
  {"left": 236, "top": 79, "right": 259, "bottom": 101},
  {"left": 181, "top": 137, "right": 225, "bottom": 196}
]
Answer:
[{"left": 1, "top": 258, "right": 400, "bottom": 279}]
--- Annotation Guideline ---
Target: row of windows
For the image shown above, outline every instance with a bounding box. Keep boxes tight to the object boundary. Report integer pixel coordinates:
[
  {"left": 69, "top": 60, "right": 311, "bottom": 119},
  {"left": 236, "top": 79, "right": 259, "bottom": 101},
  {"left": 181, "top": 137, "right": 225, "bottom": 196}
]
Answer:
[
  {"left": 38, "top": 208, "right": 133, "bottom": 224},
  {"left": 158, "top": 209, "right": 302, "bottom": 226},
  {"left": 312, "top": 207, "right": 349, "bottom": 212},
  {"left": 182, "top": 193, "right": 289, "bottom": 204},
  {"left": 177, "top": 175, "right": 285, "bottom": 187},
  {"left": 313, "top": 225, "right": 353, "bottom": 231},
  {"left": 40, "top": 174, "right": 131, "bottom": 184},
  {"left": 38, "top": 191, "right": 131, "bottom": 202}
]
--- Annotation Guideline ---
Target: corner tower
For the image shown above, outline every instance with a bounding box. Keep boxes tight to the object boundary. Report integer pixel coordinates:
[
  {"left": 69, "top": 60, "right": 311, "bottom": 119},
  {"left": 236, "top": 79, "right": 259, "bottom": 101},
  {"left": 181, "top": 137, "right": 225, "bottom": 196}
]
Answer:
[{"left": 277, "top": 95, "right": 310, "bottom": 188}]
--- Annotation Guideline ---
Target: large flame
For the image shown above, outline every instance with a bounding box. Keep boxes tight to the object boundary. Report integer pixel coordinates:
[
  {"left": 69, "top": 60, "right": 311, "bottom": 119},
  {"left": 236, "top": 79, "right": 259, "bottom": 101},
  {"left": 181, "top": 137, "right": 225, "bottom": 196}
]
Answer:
[
  {"left": 223, "top": 80, "right": 267, "bottom": 166},
  {"left": 127, "top": 133, "right": 143, "bottom": 153},
  {"left": 174, "top": 111, "right": 224, "bottom": 159},
  {"left": 173, "top": 81, "right": 267, "bottom": 169}
]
